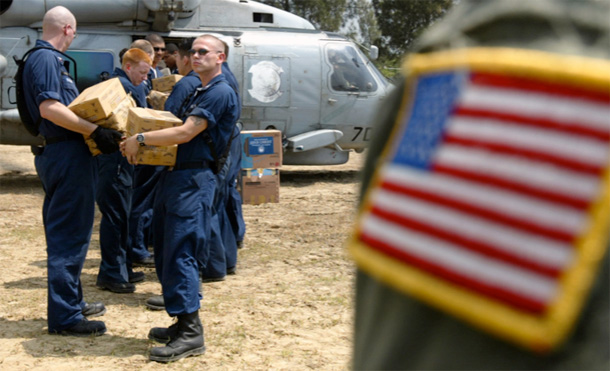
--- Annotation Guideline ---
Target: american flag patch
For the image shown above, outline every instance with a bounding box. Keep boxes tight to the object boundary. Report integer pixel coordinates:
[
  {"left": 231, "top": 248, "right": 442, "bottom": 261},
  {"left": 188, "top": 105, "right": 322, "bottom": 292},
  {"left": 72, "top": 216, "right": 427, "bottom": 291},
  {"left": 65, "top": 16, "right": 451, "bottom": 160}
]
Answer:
[{"left": 349, "top": 48, "right": 610, "bottom": 352}]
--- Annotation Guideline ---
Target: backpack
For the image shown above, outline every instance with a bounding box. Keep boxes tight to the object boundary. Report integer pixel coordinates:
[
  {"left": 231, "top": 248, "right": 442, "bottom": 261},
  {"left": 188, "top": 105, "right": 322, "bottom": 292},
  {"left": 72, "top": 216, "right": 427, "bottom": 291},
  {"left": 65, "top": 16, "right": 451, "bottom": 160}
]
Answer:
[{"left": 13, "top": 46, "right": 77, "bottom": 137}]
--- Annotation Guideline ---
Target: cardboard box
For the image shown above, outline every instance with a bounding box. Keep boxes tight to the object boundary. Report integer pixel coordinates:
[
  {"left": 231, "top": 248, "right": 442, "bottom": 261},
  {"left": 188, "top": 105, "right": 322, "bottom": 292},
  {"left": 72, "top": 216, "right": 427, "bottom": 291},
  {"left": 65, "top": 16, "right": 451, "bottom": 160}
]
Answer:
[
  {"left": 126, "top": 107, "right": 183, "bottom": 166},
  {"left": 152, "top": 74, "right": 183, "bottom": 92},
  {"left": 147, "top": 90, "right": 170, "bottom": 111},
  {"left": 240, "top": 168, "right": 280, "bottom": 205},
  {"left": 84, "top": 95, "right": 136, "bottom": 156},
  {"left": 240, "top": 130, "right": 283, "bottom": 169},
  {"left": 68, "top": 78, "right": 127, "bottom": 122}
]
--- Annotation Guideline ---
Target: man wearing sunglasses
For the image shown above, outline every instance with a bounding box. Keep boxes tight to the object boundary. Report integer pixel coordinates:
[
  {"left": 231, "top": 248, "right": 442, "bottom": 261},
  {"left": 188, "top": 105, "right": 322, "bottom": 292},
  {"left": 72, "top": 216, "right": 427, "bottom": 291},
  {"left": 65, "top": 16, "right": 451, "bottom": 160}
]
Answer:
[
  {"left": 121, "top": 34, "right": 239, "bottom": 363},
  {"left": 145, "top": 33, "right": 166, "bottom": 72}
]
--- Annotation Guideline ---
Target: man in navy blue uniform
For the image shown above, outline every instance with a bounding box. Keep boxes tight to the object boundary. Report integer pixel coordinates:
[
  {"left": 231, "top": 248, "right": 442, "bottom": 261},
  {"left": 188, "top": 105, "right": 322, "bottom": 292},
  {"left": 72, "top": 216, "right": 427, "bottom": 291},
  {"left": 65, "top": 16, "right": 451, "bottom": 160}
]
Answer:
[
  {"left": 199, "top": 41, "right": 243, "bottom": 281},
  {"left": 122, "top": 34, "right": 239, "bottom": 362},
  {"left": 22, "top": 6, "right": 121, "bottom": 336},
  {"left": 144, "top": 38, "right": 203, "bottom": 311},
  {"left": 220, "top": 43, "right": 245, "bottom": 272},
  {"left": 163, "top": 43, "right": 179, "bottom": 75},
  {"left": 163, "top": 38, "right": 201, "bottom": 117},
  {"left": 144, "top": 38, "right": 245, "bottom": 311},
  {"left": 127, "top": 38, "right": 161, "bottom": 268},
  {"left": 95, "top": 48, "right": 152, "bottom": 294},
  {"left": 129, "top": 39, "right": 156, "bottom": 97},
  {"left": 145, "top": 33, "right": 166, "bottom": 82}
]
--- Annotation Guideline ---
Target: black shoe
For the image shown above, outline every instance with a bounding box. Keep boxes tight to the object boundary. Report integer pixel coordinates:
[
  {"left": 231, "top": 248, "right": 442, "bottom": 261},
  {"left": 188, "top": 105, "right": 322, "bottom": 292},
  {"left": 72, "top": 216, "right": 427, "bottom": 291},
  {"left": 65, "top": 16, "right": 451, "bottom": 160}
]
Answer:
[
  {"left": 237, "top": 240, "right": 244, "bottom": 249},
  {"left": 146, "top": 295, "right": 165, "bottom": 311},
  {"left": 133, "top": 256, "right": 155, "bottom": 267},
  {"left": 149, "top": 312, "right": 206, "bottom": 362},
  {"left": 200, "top": 275, "right": 225, "bottom": 283},
  {"left": 52, "top": 318, "right": 106, "bottom": 337},
  {"left": 82, "top": 302, "right": 106, "bottom": 318},
  {"left": 227, "top": 266, "right": 236, "bottom": 275},
  {"left": 148, "top": 321, "right": 179, "bottom": 343},
  {"left": 129, "top": 271, "right": 146, "bottom": 283},
  {"left": 96, "top": 281, "right": 135, "bottom": 293}
]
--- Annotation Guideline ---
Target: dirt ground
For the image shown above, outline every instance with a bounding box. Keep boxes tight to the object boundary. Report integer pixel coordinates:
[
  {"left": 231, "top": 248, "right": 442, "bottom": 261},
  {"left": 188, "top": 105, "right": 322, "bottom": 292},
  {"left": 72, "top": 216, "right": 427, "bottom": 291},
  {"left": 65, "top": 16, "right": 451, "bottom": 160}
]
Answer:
[{"left": 0, "top": 144, "right": 365, "bottom": 370}]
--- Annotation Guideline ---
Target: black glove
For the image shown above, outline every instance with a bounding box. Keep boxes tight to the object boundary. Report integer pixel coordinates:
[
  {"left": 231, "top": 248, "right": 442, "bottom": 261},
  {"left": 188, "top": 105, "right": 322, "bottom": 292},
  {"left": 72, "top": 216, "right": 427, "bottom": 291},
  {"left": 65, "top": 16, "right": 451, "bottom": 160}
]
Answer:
[{"left": 90, "top": 126, "right": 122, "bottom": 154}]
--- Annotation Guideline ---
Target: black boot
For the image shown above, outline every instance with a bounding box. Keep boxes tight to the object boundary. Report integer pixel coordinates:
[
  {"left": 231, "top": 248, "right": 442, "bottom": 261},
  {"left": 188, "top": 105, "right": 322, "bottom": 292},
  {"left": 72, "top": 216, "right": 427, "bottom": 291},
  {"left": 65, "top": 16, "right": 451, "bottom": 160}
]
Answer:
[
  {"left": 148, "top": 320, "right": 178, "bottom": 344},
  {"left": 149, "top": 311, "right": 206, "bottom": 362},
  {"left": 145, "top": 295, "right": 165, "bottom": 311}
]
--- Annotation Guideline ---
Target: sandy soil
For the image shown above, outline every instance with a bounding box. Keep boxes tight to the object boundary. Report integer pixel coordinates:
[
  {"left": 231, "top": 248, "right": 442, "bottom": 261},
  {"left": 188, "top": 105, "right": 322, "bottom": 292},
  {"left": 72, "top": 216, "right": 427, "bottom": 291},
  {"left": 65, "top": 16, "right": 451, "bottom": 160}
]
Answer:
[{"left": 0, "top": 144, "right": 364, "bottom": 370}]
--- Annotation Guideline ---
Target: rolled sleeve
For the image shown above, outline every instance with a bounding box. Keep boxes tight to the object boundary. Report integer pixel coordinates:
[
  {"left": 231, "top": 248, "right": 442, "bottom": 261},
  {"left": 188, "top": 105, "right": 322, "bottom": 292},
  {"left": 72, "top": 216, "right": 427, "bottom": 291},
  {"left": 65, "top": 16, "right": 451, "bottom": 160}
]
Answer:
[
  {"left": 37, "top": 91, "right": 62, "bottom": 105},
  {"left": 31, "top": 52, "right": 64, "bottom": 106},
  {"left": 188, "top": 108, "right": 216, "bottom": 129}
]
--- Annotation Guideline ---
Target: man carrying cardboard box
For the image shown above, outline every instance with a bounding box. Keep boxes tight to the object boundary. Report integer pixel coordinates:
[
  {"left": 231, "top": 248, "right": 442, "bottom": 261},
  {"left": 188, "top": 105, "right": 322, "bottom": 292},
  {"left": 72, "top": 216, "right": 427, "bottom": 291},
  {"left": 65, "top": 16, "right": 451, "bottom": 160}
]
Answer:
[
  {"left": 20, "top": 6, "right": 121, "bottom": 337},
  {"left": 126, "top": 38, "right": 158, "bottom": 268},
  {"left": 121, "top": 34, "right": 239, "bottom": 363},
  {"left": 95, "top": 49, "right": 152, "bottom": 294},
  {"left": 163, "top": 38, "right": 201, "bottom": 116}
]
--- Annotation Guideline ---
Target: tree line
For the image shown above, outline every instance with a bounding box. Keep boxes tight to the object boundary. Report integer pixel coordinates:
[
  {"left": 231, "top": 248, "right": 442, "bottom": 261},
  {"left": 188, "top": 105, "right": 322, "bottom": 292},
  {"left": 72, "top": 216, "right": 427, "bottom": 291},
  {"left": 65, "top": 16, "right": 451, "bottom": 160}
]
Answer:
[{"left": 258, "top": 0, "right": 454, "bottom": 79}]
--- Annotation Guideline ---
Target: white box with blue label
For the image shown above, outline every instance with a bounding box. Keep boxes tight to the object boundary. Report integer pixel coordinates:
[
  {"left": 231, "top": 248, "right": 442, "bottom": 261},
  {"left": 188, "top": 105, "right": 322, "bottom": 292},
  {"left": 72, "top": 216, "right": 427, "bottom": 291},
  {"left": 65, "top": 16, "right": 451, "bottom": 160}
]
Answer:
[{"left": 240, "top": 130, "right": 282, "bottom": 169}]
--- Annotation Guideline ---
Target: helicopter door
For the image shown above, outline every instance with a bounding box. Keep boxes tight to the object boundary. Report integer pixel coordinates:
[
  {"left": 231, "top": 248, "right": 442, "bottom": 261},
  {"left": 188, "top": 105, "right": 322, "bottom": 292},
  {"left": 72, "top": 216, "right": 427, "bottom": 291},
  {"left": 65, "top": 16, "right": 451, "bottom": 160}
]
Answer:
[{"left": 321, "top": 42, "right": 379, "bottom": 148}]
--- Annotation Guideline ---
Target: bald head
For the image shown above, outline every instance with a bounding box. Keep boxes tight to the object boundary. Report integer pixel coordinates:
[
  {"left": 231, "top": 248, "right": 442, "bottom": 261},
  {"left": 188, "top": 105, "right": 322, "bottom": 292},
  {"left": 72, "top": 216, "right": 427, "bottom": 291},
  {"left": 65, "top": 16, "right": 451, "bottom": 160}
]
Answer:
[
  {"left": 42, "top": 6, "right": 77, "bottom": 51},
  {"left": 43, "top": 6, "right": 76, "bottom": 35}
]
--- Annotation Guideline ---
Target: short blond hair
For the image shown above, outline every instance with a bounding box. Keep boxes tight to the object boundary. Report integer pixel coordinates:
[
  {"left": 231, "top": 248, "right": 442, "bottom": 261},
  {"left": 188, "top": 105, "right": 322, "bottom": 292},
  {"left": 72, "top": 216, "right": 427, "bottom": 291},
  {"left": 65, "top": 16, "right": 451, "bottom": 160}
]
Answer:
[
  {"left": 130, "top": 39, "right": 155, "bottom": 57},
  {"left": 122, "top": 48, "right": 152, "bottom": 68}
]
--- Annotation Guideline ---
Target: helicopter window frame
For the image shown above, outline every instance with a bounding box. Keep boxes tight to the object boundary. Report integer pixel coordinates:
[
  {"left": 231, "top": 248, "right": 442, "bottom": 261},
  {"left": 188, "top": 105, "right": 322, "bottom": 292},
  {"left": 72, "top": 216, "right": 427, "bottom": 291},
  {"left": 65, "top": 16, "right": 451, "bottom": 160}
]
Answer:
[
  {"left": 64, "top": 49, "right": 116, "bottom": 92},
  {"left": 325, "top": 44, "right": 378, "bottom": 94}
]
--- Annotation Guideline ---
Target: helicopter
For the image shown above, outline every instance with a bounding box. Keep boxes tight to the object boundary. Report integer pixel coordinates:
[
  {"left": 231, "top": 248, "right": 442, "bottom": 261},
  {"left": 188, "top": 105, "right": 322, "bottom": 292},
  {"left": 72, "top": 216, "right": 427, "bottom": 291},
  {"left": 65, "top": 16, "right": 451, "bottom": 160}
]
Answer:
[{"left": 0, "top": 0, "right": 392, "bottom": 165}]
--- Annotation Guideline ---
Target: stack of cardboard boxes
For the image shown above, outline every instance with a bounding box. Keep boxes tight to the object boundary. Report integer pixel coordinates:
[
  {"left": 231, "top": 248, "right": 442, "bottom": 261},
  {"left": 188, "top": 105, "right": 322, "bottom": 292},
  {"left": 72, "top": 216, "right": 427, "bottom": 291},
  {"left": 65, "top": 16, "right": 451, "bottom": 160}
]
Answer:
[
  {"left": 126, "top": 107, "right": 182, "bottom": 166},
  {"left": 69, "top": 77, "right": 131, "bottom": 156},
  {"left": 68, "top": 77, "right": 182, "bottom": 166},
  {"left": 239, "top": 130, "right": 283, "bottom": 205},
  {"left": 147, "top": 74, "right": 183, "bottom": 110}
]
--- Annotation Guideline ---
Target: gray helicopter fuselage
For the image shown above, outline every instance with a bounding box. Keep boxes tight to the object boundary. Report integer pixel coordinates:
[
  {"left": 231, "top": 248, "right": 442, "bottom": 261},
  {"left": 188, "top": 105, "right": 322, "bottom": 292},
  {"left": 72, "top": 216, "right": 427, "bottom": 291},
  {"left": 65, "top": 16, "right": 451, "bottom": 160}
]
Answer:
[{"left": 0, "top": 0, "right": 391, "bottom": 165}]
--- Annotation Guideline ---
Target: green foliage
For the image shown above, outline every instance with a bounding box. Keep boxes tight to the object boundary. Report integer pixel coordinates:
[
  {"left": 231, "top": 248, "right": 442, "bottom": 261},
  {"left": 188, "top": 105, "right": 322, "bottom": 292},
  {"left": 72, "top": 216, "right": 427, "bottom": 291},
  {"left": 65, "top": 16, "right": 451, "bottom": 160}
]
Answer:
[
  {"left": 258, "top": 0, "right": 453, "bottom": 62},
  {"left": 258, "top": 0, "right": 349, "bottom": 31},
  {"left": 372, "top": 0, "right": 454, "bottom": 58},
  {"left": 373, "top": 54, "right": 404, "bottom": 81},
  {"left": 344, "top": 0, "right": 382, "bottom": 47}
]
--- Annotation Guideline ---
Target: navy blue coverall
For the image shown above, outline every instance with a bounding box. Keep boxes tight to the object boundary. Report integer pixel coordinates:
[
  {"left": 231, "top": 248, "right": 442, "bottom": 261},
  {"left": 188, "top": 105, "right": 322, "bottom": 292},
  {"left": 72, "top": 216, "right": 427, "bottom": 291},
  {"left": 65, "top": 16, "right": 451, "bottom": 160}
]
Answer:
[
  {"left": 221, "top": 63, "right": 245, "bottom": 263},
  {"left": 200, "top": 62, "right": 243, "bottom": 278},
  {"left": 164, "top": 70, "right": 201, "bottom": 116},
  {"left": 225, "top": 123, "right": 246, "bottom": 245},
  {"left": 96, "top": 68, "right": 147, "bottom": 285},
  {"left": 23, "top": 40, "right": 98, "bottom": 333},
  {"left": 153, "top": 74, "right": 239, "bottom": 315},
  {"left": 127, "top": 66, "right": 164, "bottom": 263}
]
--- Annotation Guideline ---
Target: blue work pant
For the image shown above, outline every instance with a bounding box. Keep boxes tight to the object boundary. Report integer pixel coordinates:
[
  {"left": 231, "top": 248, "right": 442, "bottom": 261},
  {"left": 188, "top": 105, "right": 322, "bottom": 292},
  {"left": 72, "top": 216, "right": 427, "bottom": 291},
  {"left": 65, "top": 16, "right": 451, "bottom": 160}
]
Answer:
[
  {"left": 35, "top": 140, "right": 97, "bottom": 332},
  {"left": 153, "top": 168, "right": 216, "bottom": 316},
  {"left": 226, "top": 132, "right": 245, "bottom": 243},
  {"left": 128, "top": 165, "right": 163, "bottom": 261},
  {"left": 96, "top": 152, "right": 133, "bottom": 284}
]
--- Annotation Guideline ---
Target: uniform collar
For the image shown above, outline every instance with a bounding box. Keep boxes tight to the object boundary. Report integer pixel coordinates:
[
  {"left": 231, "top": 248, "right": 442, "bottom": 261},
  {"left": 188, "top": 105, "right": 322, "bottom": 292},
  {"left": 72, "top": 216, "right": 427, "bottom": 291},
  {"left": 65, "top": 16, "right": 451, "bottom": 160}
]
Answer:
[
  {"left": 36, "top": 39, "right": 57, "bottom": 50},
  {"left": 112, "top": 67, "right": 129, "bottom": 79},
  {"left": 198, "top": 74, "right": 227, "bottom": 92}
]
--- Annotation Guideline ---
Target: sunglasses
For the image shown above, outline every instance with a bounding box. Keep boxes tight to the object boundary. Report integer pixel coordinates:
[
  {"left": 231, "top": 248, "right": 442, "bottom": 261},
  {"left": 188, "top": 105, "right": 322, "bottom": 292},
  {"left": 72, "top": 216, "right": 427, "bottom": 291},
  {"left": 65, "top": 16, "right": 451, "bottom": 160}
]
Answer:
[
  {"left": 188, "top": 48, "right": 222, "bottom": 56},
  {"left": 154, "top": 47, "right": 166, "bottom": 52}
]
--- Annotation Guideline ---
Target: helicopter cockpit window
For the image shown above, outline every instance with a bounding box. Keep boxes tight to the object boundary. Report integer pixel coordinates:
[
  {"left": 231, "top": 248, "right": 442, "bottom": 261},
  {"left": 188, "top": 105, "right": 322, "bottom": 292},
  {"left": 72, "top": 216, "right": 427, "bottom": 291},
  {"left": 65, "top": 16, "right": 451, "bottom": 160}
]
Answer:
[{"left": 327, "top": 45, "right": 378, "bottom": 93}]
